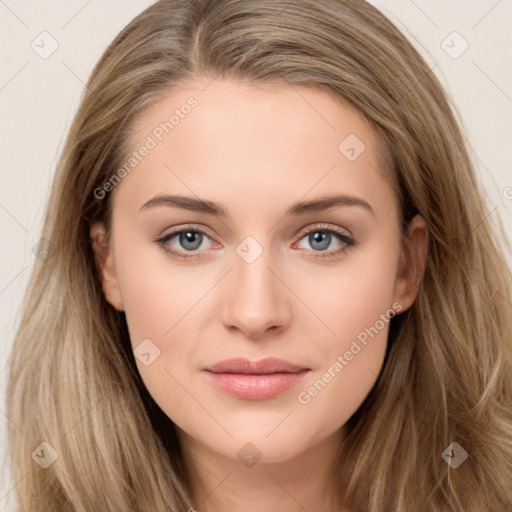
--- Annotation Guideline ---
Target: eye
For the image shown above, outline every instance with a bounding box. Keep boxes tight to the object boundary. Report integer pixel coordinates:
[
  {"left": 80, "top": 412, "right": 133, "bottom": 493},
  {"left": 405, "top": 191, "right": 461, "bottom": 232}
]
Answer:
[
  {"left": 294, "top": 224, "right": 355, "bottom": 259},
  {"left": 155, "top": 224, "right": 217, "bottom": 260},
  {"left": 155, "top": 223, "right": 355, "bottom": 261}
]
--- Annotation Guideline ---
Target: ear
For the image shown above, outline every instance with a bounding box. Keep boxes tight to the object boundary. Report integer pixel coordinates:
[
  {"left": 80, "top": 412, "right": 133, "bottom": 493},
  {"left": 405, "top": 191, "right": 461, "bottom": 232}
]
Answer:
[
  {"left": 392, "top": 214, "right": 429, "bottom": 313},
  {"left": 90, "top": 222, "right": 124, "bottom": 311}
]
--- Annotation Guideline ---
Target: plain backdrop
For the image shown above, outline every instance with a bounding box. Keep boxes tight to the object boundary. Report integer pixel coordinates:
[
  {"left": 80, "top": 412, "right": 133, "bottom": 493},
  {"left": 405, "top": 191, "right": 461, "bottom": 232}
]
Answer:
[{"left": 1, "top": 0, "right": 511, "bottom": 508}]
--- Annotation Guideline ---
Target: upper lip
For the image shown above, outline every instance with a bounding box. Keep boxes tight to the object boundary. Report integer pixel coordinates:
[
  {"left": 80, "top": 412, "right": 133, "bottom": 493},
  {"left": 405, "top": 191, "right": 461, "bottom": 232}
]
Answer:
[{"left": 204, "top": 357, "right": 309, "bottom": 375}]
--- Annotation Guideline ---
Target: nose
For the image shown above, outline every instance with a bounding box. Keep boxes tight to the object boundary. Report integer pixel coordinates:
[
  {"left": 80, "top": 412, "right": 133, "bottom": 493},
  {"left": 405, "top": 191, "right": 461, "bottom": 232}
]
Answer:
[{"left": 220, "top": 244, "right": 292, "bottom": 339}]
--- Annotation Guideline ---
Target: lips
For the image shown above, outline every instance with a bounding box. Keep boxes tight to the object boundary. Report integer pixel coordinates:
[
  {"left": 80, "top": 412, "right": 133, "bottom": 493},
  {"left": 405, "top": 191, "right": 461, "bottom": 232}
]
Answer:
[
  {"left": 205, "top": 357, "right": 310, "bottom": 374},
  {"left": 203, "top": 357, "right": 311, "bottom": 400}
]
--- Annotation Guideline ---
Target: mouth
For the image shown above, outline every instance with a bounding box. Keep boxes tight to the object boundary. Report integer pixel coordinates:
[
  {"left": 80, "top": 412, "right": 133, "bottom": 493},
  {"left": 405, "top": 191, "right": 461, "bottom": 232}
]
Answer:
[{"left": 202, "top": 357, "right": 311, "bottom": 400}]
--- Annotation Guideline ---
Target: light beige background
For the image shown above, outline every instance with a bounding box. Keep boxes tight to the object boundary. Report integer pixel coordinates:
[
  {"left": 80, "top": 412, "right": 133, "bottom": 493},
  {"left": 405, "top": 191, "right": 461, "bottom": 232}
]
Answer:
[{"left": 1, "top": 0, "right": 511, "bottom": 508}]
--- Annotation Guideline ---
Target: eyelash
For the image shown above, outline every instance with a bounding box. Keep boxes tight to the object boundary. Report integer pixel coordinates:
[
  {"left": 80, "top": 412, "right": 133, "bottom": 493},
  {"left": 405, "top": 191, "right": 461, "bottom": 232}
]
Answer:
[{"left": 155, "top": 223, "right": 356, "bottom": 261}]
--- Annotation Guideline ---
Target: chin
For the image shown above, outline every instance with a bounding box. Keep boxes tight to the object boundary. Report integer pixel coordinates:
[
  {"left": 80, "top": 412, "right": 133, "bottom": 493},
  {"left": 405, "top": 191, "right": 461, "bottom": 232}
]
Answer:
[{"left": 193, "top": 422, "right": 324, "bottom": 466}]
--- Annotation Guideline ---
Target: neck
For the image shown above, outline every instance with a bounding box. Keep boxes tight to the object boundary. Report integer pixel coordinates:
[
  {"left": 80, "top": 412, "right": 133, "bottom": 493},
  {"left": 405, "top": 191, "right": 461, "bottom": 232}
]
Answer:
[{"left": 177, "top": 426, "right": 357, "bottom": 512}]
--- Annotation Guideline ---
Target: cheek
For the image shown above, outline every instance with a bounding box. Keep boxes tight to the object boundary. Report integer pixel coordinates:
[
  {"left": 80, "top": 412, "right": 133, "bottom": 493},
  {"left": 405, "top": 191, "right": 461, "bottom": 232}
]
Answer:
[
  {"left": 114, "top": 233, "right": 206, "bottom": 344},
  {"left": 116, "top": 257, "right": 206, "bottom": 426},
  {"left": 292, "top": 241, "right": 399, "bottom": 425},
  {"left": 111, "top": 237, "right": 200, "bottom": 393},
  {"left": 303, "top": 238, "right": 400, "bottom": 350}
]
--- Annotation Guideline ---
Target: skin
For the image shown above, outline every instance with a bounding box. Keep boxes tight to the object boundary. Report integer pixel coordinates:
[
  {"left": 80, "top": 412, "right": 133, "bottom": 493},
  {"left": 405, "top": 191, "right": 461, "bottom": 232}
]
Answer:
[{"left": 91, "top": 78, "right": 428, "bottom": 512}]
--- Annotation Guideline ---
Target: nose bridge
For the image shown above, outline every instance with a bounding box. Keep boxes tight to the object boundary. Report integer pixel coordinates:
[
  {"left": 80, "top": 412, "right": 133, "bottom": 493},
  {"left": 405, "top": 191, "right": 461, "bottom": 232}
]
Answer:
[{"left": 221, "top": 235, "right": 291, "bottom": 337}]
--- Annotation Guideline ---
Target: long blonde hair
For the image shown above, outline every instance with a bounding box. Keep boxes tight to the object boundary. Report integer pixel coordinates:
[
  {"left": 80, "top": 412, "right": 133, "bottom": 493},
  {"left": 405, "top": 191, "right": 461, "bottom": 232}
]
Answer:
[{"left": 5, "top": 0, "right": 512, "bottom": 510}]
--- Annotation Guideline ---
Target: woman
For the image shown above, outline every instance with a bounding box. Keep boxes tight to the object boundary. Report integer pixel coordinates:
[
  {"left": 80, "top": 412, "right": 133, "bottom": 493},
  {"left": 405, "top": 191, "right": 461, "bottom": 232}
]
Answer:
[{"left": 5, "top": 0, "right": 512, "bottom": 510}]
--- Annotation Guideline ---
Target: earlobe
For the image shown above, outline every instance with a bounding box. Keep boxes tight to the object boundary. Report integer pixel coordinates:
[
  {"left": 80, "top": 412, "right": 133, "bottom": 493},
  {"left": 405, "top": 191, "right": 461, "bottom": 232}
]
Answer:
[
  {"left": 392, "top": 214, "right": 429, "bottom": 313},
  {"left": 90, "top": 222, "right": 125, "bottom": 311}
]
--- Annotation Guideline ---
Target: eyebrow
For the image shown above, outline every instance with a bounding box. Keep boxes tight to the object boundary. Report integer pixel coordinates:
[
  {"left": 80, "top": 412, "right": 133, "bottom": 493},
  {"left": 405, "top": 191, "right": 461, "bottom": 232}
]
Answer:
[{"left": 138, "top": 193, "right": 375, "bottom": 217}]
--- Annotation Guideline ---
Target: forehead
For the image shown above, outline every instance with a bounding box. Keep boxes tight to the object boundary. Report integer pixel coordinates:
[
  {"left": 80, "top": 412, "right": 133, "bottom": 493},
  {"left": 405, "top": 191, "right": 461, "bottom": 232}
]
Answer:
[
  {"left": 127, "top": 78, "right": 382, "bottom": 156},
  {"left": 112, "top": 78, "right": 396, "bottom": 219}
]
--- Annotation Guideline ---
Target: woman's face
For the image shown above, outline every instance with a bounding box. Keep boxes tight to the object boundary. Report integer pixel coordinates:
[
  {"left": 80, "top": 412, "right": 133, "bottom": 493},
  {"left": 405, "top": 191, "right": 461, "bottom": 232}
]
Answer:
[{"left": 91, "top": 78, "right": 426, "bottom": 464}]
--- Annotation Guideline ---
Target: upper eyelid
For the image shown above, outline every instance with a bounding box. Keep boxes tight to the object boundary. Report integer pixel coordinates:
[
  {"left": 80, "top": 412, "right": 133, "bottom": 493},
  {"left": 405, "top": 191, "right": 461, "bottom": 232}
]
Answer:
[
  {"left": 295, "top": 223, "right": 351, "bottom": 238},
  {"left": 160, "top": 223, "right": 351, "bottom": 238},
  {"left": 160, "top": 223, "right": 219, "bottom": 243}
]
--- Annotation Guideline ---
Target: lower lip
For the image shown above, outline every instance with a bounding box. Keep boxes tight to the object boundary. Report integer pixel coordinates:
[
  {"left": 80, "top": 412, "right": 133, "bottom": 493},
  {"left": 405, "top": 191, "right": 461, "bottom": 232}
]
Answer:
[{"left": 203, "top": 370, "right": 310, "bottom": 400}]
